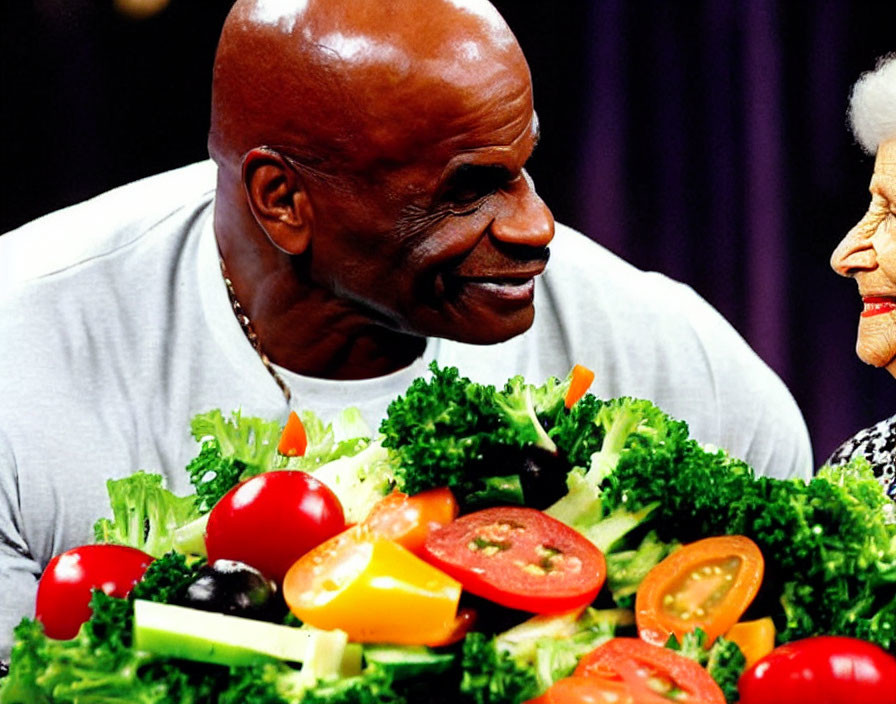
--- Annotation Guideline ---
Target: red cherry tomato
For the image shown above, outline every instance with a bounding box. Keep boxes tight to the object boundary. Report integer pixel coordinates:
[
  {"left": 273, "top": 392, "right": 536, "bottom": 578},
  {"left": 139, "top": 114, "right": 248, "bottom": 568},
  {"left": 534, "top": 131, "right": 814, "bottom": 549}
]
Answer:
[
  {"left": 574, "top": 638, "right": 726, "bottom": 704},
  {"left": 362, "top": 487, "right": 459, "bottom": 556},
  {"left": 205, "top": 470, "right": 345, "bottom": 582},
  {"left": 738, "top": 636, "right": 896, "bottom": 704},
  {"left": 35, "top": 544, "right": 154, "bottom": 640},
  {"left": 421, "top": 506, "right": 607, "bottom": 613}
]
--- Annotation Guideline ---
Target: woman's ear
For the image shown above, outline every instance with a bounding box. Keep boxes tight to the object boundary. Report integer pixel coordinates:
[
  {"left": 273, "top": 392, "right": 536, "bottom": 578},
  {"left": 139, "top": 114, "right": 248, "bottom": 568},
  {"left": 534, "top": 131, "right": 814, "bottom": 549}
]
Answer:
[{"left": 242, "top": 148, "right": 314, "bottom": 255}]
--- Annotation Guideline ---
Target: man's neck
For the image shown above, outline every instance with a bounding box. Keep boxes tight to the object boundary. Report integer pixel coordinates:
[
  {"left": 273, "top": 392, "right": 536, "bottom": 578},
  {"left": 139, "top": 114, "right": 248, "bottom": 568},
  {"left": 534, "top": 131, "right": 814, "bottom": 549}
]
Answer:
[{"left": 218, "top": 247, "right": 426, "bottom": 381}]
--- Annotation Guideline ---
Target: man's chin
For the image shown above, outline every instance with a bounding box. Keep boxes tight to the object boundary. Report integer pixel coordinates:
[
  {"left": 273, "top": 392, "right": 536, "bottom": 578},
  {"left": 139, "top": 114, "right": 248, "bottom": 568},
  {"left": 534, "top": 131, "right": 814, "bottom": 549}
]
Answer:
[{"left": 435, "top": 307, "right": 536, "bottom": 345}]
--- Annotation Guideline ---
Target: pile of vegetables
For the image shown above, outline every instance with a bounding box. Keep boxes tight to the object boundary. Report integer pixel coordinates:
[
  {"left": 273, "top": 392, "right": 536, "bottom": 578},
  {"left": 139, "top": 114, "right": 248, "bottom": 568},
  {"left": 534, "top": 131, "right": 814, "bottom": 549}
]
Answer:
[{"left": 1, "top": 363, "right": 894, "bottom": 704}]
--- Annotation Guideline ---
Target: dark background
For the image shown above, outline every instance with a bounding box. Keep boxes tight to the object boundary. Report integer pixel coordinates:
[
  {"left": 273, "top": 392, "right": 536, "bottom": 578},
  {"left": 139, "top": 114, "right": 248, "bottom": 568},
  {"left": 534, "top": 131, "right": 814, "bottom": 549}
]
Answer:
[{"left": 2, "top": 1, "right": 893, "bottom": 467}]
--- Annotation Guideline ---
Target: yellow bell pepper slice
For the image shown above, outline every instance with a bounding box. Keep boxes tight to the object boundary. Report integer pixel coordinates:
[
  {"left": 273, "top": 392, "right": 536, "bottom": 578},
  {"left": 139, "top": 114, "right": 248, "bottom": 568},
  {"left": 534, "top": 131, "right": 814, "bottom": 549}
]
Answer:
[
  {"left": 725, "top": 616, "right": 776, "bottom": 668},
  {"left": 283, "top": 528, "right": 462, "bottom": 645}
]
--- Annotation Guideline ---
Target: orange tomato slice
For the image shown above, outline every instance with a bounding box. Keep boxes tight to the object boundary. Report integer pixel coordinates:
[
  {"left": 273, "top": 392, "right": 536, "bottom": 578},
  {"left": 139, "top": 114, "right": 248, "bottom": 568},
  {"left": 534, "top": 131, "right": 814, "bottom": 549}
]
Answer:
[
  {"left": 362, "top": 487, "right": 459, "bottom": 556},
  {"left": 635, "top": 535, "right": 764, "bottom": 647}
]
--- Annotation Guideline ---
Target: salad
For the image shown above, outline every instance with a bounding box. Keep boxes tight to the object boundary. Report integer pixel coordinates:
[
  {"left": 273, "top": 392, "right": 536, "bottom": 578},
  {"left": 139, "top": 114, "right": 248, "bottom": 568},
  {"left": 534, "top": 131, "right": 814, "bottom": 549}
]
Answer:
[{"left": 1, "top": 363, "right": 894, "bottom": 704}]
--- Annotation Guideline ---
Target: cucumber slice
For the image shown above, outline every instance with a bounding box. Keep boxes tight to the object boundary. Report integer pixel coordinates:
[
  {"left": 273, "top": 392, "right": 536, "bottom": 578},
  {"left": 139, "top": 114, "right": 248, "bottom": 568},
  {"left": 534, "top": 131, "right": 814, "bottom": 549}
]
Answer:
[
  {"left": 133, "top": 599, "right": 350, "bottom": 673},
  {"left": 363, "top": 644, "right": 455, "bottom": 680}
]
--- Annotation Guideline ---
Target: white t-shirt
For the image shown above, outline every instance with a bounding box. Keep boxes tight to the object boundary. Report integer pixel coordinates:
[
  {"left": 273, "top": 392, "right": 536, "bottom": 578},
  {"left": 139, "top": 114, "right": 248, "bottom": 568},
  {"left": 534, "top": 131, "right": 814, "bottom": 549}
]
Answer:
[{"left": 0, "top": 161, "right": 812, "bottom": 658}]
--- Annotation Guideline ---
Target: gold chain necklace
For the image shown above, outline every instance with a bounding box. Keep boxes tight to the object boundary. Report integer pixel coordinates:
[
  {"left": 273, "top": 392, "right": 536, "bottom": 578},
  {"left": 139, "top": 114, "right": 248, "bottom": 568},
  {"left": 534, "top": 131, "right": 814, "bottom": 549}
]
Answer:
[{"left": 219, "top": 258, "right": 292, "bottom": 402}]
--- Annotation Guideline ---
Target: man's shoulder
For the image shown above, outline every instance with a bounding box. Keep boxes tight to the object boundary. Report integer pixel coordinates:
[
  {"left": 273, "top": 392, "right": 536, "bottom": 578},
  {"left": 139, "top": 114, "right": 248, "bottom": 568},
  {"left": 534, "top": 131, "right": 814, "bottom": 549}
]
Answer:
[
  {"left": 0, "top": 160, "right": 217, "bottom": 288},
  {"left": 544, "top": 223, "right": 713, "bottom": 318}
]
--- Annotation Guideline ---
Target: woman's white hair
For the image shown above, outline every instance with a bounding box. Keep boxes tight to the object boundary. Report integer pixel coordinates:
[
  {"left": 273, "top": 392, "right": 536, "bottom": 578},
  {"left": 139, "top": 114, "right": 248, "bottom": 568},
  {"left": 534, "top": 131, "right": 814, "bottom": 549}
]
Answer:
[{"left": 849, "top": 53, "right": 896, "bottom": 154}]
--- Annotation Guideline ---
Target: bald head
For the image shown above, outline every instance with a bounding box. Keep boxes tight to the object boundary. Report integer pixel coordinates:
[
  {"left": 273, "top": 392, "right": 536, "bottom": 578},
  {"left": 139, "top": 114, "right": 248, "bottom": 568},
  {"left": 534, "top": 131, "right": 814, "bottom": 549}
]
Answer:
[
  {"left": 208, "top": 0, "right": 530, "bottom": 176},
  {"left": 209, "top": 0, "right": 552, "bottom": 377}
]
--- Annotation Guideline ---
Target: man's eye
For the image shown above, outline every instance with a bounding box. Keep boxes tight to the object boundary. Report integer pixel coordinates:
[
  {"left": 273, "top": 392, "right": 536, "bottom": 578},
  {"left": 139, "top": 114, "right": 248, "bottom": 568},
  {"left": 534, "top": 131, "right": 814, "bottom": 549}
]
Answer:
[{"left": 443, "top": 165, "right": 508, "bottom": 205}]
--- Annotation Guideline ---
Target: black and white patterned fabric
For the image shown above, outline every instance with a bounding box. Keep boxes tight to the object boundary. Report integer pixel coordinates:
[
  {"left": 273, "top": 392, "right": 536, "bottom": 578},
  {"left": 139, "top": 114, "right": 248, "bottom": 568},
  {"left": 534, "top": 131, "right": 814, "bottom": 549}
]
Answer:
[{"left": 827, "top": 413, "right": 896, "bottom": 502}]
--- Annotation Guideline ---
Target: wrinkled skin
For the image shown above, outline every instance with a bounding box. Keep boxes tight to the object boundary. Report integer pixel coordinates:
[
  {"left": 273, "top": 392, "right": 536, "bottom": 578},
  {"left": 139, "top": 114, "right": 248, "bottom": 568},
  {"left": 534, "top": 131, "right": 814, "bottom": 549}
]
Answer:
[
  {"left": 209, "top": 0, "right": 555, "bottom": 380},
  {"left": 831, "top": 139, "right": 896, "bottom": 377}
]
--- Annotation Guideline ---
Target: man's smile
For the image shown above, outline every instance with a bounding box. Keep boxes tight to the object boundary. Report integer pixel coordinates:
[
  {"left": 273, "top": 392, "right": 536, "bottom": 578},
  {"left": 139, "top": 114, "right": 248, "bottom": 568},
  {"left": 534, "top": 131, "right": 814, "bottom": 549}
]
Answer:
[{"left": 457, "top": 277, "right": 537, "bottom": 301}]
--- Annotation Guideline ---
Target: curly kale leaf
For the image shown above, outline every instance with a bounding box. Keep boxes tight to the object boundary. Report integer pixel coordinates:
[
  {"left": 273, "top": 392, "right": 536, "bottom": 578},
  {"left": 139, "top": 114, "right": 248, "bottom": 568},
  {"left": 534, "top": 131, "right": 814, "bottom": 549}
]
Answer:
[
  {"left": 186, "top": 439, "right": 251, "bottom": 513},
  {"left": 379, "top": 364, "right": 508, "bottom": 497}
]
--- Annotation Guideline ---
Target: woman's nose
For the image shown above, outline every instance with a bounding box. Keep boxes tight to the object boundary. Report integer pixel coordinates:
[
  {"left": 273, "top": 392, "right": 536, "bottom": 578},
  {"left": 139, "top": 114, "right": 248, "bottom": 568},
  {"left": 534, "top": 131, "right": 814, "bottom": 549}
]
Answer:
[
  {"left": 831, "top": 219, "right": 876, "bottom": 277},
  {"left": 490, "top": 170, "right": 555, "bottom": 248}
]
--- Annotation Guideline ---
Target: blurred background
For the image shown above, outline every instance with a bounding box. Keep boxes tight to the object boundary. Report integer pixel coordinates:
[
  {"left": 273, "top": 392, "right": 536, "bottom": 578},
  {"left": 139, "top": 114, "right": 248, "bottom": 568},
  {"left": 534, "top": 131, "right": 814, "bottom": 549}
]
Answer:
[{"left": 2, "top": 0, "right": 893, "bottom": 468}]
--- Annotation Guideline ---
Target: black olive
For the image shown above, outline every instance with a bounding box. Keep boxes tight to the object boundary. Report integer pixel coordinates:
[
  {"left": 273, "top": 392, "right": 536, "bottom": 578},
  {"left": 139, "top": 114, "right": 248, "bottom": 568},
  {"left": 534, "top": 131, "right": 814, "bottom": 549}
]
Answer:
[
  {"left": 175, "top": 559, "right": 287, "bottom": 622},
  {"left": 480, "top": 445, "right": 571, "bottom": 509}
]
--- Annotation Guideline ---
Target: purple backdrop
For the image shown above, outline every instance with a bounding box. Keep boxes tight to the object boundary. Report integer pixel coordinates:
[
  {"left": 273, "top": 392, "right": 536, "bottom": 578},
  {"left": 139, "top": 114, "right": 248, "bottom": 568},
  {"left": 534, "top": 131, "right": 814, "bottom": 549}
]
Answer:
[{"left": 2, "top": 0, "right": 893, "bottom": 467}]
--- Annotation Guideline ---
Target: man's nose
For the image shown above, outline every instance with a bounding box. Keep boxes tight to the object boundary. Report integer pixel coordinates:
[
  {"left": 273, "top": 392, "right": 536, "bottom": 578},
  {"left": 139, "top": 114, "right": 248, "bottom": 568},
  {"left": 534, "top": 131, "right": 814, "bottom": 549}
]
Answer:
[
  {"left": 490, "top": 170, "right": 554, "bottom": 247},
  {"left": 831, "top": 220, "right": 876, "bottom": 277}
]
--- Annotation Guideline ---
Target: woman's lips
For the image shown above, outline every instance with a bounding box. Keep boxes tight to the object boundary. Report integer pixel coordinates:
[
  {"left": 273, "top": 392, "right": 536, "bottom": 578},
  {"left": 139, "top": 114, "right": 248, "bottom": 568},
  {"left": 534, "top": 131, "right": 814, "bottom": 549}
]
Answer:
[{"left": 861, "top": 296, "right": 896, "bottom": 317}]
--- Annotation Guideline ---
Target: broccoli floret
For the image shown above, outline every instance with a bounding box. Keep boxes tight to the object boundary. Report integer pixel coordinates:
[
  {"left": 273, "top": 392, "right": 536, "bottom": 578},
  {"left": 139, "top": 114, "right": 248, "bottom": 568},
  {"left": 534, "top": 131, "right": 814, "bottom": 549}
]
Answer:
[
  {"left": 380, "top": 364, "right": 575, "bottom": 508},
  {"left": 579, "top": 423, "right": 896, "bottom": 650},
  {"left": 219, "top": 660, "right": 404, "bottom": 704},
  {"left": 93, "top": 472, "right": 200, "bottom": 558},
  {"left": 666, "top": 630, "right": 746, "bottom": 704},
  {"left": 459, "top": 631, "right": 539, "bottom": 704},
  {"left": 604, "top": 530, "right": 678, "bottom": 606},
  {"left": 459, "top": 608, "right": 631, "bottom": 703},
  {"left": 308, "top": 440, "right": 397, "bottom": 524},
  {"left": 380, "top": 364, "right": 505, "bottom": 496},
  {"left": 493, "top": 376, "right": 558, "bottom": 454},
  {"left": 545, "top": 397, "right": 688, "bottom": 530}
]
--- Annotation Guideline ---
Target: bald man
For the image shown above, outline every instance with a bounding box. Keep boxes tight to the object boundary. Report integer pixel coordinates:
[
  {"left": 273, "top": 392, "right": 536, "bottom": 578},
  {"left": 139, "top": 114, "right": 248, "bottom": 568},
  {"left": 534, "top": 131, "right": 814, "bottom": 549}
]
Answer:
[{"left": 0, "top": 0, "right": 811, "bottom": 659}]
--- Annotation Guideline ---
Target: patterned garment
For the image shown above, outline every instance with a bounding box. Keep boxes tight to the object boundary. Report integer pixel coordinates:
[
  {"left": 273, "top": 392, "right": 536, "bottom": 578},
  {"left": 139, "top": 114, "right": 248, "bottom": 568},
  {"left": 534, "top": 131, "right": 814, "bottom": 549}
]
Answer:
[{"left": 827, "top": 413, "right": 896, "bottom": 501}]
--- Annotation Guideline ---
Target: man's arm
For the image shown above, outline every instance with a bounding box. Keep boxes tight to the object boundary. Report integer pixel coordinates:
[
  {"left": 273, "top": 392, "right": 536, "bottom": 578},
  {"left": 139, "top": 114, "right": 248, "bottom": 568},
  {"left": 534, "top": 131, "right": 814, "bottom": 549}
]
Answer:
[{"left": 0, "top": 432, "right": 41, "bottom": 664}]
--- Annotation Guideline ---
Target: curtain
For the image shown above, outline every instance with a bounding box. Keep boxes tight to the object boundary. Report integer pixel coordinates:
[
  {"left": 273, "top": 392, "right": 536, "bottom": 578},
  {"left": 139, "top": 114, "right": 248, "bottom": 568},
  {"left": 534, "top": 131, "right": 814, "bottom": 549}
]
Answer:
[
  {"left": 498, "top": 0, "right": 894, "bottom": 466},
  {"left": 3, "top": 0, "right": 893, "bottom": 467}
]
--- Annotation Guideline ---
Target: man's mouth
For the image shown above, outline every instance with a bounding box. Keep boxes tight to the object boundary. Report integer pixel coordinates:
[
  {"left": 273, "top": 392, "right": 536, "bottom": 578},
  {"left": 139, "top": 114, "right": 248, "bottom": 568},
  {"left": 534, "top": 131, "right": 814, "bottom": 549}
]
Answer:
[
  {"left": 459, "top": 277, "right": 537, "bottom": 300},
  {"left": 861, "top": 296, "right": 896, "bottom": 317}
]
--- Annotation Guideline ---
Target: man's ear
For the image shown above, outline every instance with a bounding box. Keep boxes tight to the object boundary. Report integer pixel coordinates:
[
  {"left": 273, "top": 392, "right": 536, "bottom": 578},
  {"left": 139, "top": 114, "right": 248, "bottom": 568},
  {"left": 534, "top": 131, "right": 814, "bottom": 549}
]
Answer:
[{"left": 242, "top": 148, "right": 314, "bottom": 255}]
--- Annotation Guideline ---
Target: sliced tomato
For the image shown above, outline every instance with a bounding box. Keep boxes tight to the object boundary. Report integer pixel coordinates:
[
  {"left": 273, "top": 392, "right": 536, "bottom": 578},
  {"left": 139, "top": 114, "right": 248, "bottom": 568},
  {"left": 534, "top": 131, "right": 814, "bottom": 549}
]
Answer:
[
  {"left": 421, "top": 506, "right": 606, "bottom": 614},
  {"left": 282, "top": 527, "right": 463, "bottom": 645},
  {"left": 635, "top": 535, "right": 763, "bottom": 647},
  {"left": 526, "top": 675, "right": 634, "bottom": 704},
  {"left": 362, "top": 487, "right": 459, "bottom": 556},
  {"left": 575, "top": 638, "right": 726, "bottom": 704},
  {"left": 738, "top": 636, "right": 896, "bottom": 704}
]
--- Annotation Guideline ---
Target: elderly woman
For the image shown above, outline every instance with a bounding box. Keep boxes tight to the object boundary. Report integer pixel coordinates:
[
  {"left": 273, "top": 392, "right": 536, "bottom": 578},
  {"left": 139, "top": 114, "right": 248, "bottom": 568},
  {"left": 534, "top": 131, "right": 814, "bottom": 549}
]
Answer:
[{"left": 829, "top": 54, "right": 896, "bottom": 499}]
